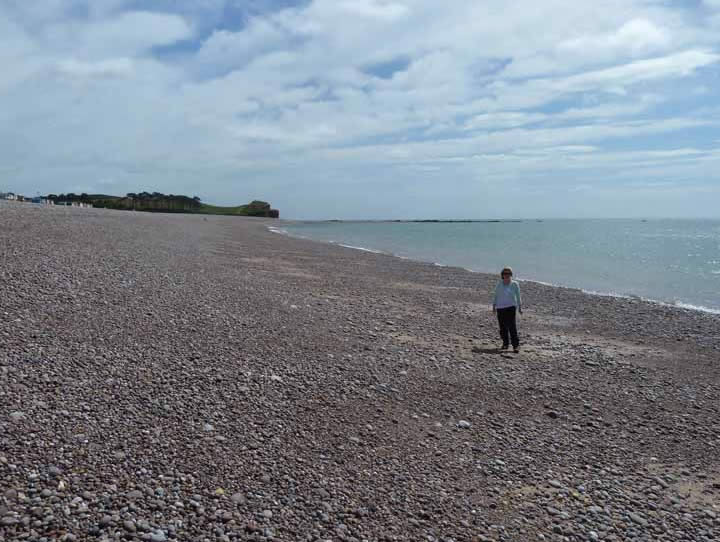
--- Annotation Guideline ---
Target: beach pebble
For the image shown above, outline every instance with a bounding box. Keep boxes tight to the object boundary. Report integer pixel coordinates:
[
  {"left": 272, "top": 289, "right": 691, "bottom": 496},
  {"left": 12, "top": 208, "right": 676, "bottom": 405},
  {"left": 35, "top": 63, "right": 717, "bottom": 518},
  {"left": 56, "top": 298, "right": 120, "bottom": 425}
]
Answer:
[{"left": 1, "top": 203, "right": 718, "bottom": 542}]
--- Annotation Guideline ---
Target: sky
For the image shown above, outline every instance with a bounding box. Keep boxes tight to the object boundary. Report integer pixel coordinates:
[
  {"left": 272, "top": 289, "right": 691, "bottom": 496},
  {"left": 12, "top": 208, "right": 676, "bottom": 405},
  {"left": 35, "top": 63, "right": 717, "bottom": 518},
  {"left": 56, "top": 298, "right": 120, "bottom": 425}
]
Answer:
[{"left": 2, "top": 0, "right": 720, "bottom": 219}]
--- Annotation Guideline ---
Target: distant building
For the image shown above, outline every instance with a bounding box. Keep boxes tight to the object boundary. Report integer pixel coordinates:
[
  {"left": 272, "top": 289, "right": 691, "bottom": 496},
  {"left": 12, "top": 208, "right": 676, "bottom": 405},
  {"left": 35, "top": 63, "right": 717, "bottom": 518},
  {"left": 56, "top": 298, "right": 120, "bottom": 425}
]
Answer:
[
  {"left": 0, "top": 192, "right": 17, "bottom": 200},
  {"left": 55, "top": 200, "right": 93, "bottom": 208}
]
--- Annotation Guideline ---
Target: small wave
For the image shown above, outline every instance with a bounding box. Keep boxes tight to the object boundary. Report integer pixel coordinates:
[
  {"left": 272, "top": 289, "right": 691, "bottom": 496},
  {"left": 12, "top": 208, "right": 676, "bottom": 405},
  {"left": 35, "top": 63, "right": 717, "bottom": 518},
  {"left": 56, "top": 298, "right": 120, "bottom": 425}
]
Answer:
[
  {"left": 579, "top": 290, "right": 720, "bottom": 314},
  {"left": 581, "top": 288, "right": 632, "bottom": 299},
  {"left": 526, "top": 281, "right": 720, "bottom": 314},
  {"left": 520, "top": 278, "right": 560, "bottom": 287},
  {"left": 522, "top": 279, "right": 634, "bottom": 300},
  {"left": 711, "top": 270, "right": 720, "bottom": 275},
  {"left": 672, "top": 301, "right": 720, "bottom": 315},
  {"left": 338, "top": 243, "right": 384, "bottom": 254},
  {"left": 267, "top": 226, "right": 289, "bottom": 235},
  {"left": 272, "top": 226, "right": 384, "bottom": 253},
  {"left": 267, "top": 226, "right": 315, "bottom": 241}
]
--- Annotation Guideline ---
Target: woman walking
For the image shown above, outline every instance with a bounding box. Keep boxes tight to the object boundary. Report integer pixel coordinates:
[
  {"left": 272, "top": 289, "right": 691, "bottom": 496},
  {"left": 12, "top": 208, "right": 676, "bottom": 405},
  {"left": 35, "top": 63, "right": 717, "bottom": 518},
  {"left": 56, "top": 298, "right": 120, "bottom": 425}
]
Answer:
[{"left": 492, "top": 267, "right": 522, "bottom": 353}]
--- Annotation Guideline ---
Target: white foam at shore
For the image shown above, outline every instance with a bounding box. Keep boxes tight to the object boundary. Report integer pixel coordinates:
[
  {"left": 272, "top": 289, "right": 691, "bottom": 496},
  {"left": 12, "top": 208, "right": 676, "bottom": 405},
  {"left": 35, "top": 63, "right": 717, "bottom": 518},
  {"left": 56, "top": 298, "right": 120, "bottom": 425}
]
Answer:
[
  {"left": 267, "top": 226, "right": 289, "bottom": 235},
  {"left": 525, "top": 280, "right": 720, "bottom": 314},
  {"left": 338, "top": 243, "right": 384, "bottom": 254},
  {"left": 267, "top": 226, "right": 385, "bottom": 253},
  {"left": 269, "top": 225, "right": 720, "bottom": 316},
  {"left": 580, "top": 288, "right": 632, "bottom": 299},
  {"left": 670, "top": 301, "right": 720, "bottom": 315}
]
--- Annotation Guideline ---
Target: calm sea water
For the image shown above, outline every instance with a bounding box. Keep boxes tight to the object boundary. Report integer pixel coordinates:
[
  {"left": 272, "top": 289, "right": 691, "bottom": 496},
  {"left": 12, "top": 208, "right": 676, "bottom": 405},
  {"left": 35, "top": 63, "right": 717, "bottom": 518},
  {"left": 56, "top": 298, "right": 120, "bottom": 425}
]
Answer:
[{"left": 276, "top": 219, "right": 720, "bottom": 313}]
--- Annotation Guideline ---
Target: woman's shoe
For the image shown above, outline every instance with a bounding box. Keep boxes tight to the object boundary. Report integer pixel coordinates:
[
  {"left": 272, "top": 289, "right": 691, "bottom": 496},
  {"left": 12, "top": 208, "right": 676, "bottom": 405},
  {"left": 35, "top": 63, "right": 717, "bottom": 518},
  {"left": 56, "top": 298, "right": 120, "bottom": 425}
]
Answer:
[
  {"left": 513, "top": 347, "right": 520, "bottom": 353},
  {"left": 501, "top": 344, "right": 509, "bottom": 350}
]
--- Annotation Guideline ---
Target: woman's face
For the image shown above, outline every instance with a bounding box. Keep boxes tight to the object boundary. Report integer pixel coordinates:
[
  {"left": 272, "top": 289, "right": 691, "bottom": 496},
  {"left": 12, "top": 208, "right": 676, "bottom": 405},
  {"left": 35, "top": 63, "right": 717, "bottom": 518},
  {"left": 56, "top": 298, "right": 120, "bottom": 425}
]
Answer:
[{"left": 502, "top": 272, "right": 512, "bottom": 284}]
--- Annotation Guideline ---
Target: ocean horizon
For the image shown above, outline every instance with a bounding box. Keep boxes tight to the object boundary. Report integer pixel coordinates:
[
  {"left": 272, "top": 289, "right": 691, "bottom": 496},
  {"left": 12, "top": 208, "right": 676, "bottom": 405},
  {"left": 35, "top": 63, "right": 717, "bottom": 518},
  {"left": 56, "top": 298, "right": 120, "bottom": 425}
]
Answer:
[{"left": 273, "top": 218, "right": 720, "bottom": 314}]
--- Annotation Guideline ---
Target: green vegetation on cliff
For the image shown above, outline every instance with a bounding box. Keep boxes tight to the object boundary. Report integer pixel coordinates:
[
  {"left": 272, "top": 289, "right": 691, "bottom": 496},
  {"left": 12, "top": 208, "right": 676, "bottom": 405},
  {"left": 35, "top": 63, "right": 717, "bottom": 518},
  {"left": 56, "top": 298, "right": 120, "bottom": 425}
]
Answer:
[
  {"left": 46, "top": 192, "right": 278, "bottom": 218},
  {"left": 199, "top": 201, "right": 279, "bottom": 217}
]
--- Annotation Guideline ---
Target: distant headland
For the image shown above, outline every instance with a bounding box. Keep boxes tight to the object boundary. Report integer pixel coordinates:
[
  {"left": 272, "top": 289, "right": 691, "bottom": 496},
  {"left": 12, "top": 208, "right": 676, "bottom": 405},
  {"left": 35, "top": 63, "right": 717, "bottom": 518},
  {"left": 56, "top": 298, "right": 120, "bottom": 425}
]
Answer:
[{"left": 41, "top": 192, "right": 279, "bottom": 218}]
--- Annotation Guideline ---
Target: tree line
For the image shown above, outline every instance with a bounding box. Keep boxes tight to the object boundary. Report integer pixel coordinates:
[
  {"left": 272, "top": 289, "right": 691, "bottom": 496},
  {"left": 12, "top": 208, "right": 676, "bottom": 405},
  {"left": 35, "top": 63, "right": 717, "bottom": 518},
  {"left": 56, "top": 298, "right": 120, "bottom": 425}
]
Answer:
[
  {"left": 47, "top": 192, "right": 203, "bottom": 212},
  {"left": 45, "top": 192, "right": 278, "bottom": 217}
]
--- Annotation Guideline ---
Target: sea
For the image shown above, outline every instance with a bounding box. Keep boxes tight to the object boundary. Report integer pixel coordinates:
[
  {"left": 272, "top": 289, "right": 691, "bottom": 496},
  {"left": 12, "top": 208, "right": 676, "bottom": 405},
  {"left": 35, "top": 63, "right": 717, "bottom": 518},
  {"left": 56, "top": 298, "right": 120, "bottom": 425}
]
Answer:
[{"left": 273, "top": 219, "right": 720, "bottom": 314}]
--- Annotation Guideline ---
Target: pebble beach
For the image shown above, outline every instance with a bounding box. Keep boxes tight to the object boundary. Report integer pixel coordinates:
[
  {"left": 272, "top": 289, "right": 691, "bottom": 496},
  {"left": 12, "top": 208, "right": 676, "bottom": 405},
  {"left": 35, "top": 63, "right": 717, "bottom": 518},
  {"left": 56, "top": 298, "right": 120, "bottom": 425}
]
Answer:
[{"left": 1, "top": 202, "right": 719, "bottom": 542}]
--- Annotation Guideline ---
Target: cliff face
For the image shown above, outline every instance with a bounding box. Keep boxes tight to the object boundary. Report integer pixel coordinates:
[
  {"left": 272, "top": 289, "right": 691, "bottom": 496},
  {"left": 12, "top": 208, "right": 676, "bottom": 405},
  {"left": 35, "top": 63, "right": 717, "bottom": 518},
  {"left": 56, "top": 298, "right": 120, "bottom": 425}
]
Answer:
[
  {"left": 244, "top": 200, "right": 279, "bottom": 218},
  {"left": 45, "top": 193, "right": 279, "bottom": 218}
]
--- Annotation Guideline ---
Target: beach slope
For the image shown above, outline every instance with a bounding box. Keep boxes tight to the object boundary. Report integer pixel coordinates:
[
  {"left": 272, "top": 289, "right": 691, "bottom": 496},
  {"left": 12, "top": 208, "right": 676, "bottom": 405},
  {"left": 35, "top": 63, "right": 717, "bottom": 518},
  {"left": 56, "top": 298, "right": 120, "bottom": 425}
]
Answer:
[{"left": 1, "top": 203, "right": 719, "bottom": 541}]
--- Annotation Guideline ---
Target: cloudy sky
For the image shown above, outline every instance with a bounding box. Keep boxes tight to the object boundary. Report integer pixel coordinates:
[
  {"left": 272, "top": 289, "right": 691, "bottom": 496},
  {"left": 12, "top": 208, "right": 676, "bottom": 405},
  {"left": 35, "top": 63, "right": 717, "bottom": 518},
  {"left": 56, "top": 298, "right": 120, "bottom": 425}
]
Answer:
[{"left": 2, "top": 1, "right": 720, "bottom": 219}]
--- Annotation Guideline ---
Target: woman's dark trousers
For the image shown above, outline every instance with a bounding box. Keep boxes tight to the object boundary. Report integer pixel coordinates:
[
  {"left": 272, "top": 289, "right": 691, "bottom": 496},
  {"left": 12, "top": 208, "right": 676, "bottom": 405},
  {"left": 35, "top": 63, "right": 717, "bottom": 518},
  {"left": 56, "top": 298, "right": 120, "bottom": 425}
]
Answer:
[{"left": 496, "top": 306, "right": 519, "bottom": 348}]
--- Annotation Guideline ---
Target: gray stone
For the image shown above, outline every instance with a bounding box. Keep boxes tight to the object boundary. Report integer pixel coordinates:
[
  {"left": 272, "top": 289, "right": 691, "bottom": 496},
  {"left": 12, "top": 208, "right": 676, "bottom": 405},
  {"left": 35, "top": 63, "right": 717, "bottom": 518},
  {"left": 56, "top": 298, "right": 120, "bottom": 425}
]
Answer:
[{"left": 230, "top": 492, "right": 246, "bottom": 504}]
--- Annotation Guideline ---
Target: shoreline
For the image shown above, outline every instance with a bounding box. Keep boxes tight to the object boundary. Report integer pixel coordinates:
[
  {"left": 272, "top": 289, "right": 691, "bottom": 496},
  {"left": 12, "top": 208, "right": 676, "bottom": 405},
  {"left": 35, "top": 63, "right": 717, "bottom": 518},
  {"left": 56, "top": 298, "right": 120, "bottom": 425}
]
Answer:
[
  {"left": 2, "top": 205, "right": 719, "bottom": 541},
  {"left": 270, "top": 222, "right": 720, "bottom": 316}
]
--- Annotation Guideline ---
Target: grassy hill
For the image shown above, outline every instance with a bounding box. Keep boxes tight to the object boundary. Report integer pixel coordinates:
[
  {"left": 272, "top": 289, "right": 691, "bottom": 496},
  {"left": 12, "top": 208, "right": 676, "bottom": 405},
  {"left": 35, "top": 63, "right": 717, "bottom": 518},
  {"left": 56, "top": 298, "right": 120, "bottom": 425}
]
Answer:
[
  {"left": 199, "top": 202, "right": 279, "bottom": 218},
  {"left": 46, "top": 192, "right": 278, "bottom": 218}
]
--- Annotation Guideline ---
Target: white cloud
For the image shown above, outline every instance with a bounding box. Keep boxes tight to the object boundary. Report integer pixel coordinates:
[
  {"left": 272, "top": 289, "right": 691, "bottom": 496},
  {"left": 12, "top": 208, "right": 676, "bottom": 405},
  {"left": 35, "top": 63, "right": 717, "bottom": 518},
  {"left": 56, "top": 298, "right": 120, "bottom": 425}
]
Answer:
[
  {"left": 0, "top": 13, "right": 40, "bottom": 91},
  {"left": 44, "top": 11, "right": 193, "bottom": 59},
  {"left": 461, "top": 98, "right": 661, "bottom": 131},
  {"left": 336, "top": 0, "right": 409, "bottom": 21},
  {"left": 556, "top": 50, "right": 719, "bottom": 88},
  {"left": 89, "top": 11, "right": 192, "bottom": 52},
  {"left": 55, "top": 58, "right": 134, "bottom": 79},
  {"left": 2, "top": 0, "right": 720, "bottom": 218},
  {"left": 559, "top": 19, "right": 670, "bottom": 57},
  {"left": 463, "top": 111, "right": 547, "bottom": 130},
  {"left": 194, "top": 19, "right": 296, "bottom": 77}
]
